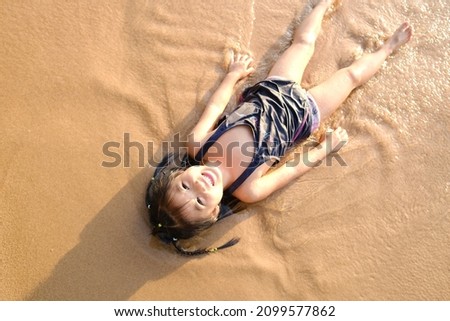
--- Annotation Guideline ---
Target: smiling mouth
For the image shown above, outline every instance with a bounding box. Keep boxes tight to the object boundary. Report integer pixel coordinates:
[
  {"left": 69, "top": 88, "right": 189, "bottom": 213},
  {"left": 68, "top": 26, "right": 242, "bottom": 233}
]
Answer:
[{"left": 202, "top": 172, "right": 215, "bottom": 187}]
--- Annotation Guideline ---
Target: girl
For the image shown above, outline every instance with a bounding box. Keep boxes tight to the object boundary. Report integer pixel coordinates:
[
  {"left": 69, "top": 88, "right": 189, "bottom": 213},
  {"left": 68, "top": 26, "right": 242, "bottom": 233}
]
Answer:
[{"left": 146, "top": 0, "right": 413, "bottom": 255}]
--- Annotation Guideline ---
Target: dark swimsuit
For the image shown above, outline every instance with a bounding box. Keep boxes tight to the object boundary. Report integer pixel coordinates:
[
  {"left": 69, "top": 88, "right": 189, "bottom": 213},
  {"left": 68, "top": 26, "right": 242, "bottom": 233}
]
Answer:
[{"left": 194, "top": 79, "right": 318, "bottom": 196}]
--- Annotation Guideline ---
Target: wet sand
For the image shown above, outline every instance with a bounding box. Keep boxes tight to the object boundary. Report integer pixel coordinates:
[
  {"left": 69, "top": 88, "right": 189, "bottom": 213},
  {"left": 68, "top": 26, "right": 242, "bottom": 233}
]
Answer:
[{"left": 1, "top": 0, "right": 449, "bottom": 300}]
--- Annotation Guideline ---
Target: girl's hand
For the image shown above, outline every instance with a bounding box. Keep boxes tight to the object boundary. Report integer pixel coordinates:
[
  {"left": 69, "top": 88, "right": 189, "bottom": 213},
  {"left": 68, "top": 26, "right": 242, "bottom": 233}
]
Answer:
[
  {"left": 320, "top": 127, "right": 348, "bottom": 153},
  {"left": 228, "top": 52, "right": 255, "bottom": 80}
]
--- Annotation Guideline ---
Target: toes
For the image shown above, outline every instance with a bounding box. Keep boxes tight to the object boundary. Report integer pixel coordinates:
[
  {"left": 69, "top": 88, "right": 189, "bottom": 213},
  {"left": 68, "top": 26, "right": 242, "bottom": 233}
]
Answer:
[{"left": 399, "top": 22, "right": 413, "bottom": 34}]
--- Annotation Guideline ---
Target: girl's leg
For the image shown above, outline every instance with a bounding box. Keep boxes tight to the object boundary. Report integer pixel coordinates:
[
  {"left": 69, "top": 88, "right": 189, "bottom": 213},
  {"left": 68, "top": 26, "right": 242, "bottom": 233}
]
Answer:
[
  {"left": 309, "top": 22, "right": 413, "bottom": 121},
  {"left": 268, "top": 0, "right": 335, "bottom": 83}
]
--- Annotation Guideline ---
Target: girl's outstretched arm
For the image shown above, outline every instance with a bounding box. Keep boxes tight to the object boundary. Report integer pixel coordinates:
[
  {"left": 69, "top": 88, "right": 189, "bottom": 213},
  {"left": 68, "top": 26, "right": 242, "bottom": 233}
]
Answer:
[
  {"left": 235, "top": 128, "right": 348, "bottom": 203},
  {"left": 188, "top": 53, "right": 254, "bottom": 149}
]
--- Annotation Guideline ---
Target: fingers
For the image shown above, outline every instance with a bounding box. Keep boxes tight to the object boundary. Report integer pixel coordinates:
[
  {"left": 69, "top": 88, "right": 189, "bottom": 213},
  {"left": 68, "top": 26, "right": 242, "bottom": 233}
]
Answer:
[
  {"left": 230, "top": 51, "right": 253, "bottom": 63},
  {"left": 331, "top": 127, "right": 348, "bottom": 152},
  {"left": 333, "top": 127, "right": 348, "bottom": 142},
  {"left": 229, "top": 51, "right": 255, "bottom": 76},
  {"left": 335, "top": 126, "right": 348, "bottom": 139},
  {"left": 327, "top": 126, "right": 346, "bottom": 134},
  {"left": 322, "top": 127, "right": 348, "bottom": 152},
  {"left": 247, "top": 66, "right": 256, "bottom": 74},
  {"left": 242, "top": 55, "right": 255, "bottom": 74},
  {"left": 234, "top": 52, "right": 253, "bottom": 64}
]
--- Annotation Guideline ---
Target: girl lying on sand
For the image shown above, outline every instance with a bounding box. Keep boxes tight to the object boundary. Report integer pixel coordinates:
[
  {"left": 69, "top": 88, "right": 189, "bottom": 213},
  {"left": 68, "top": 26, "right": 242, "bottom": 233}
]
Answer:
[{"left": 146, "top": 0, "right": 413, "bottom": 255}]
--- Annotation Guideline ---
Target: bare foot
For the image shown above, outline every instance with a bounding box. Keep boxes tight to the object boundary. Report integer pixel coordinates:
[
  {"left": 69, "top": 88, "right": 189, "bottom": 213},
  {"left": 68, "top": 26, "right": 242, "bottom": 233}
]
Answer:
[{"left": 385, "top": 22, "right": 413, "bottom": 54}]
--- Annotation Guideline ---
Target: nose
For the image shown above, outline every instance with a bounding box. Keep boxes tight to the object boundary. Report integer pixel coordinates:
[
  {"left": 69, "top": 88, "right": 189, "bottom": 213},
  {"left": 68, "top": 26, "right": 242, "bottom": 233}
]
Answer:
[{"left": 195, "top": 179, "right": 207, "bottom": 192}]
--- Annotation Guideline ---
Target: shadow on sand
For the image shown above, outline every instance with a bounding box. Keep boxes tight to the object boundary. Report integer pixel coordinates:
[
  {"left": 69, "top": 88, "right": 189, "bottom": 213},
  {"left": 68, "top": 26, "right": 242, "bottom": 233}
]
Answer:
[{"left": 27, "top": 168, "right": 190, "bottom": 300}]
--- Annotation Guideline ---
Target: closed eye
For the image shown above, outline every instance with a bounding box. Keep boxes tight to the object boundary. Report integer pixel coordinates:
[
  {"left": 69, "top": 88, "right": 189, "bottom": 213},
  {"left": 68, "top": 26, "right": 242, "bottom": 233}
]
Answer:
[{"left": 197, "top": 197, "right": 204, "bottom": 206}]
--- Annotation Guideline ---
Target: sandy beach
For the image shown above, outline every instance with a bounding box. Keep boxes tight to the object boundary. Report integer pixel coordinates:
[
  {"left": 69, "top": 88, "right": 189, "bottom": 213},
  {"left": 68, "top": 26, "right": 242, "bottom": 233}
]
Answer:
[{"left": 1, "top": 0, "right": 449, "bottom": 300}]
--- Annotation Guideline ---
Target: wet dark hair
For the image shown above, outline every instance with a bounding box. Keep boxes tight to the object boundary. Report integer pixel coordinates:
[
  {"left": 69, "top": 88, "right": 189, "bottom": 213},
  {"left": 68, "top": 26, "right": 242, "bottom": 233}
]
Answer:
[{"left": 146, "top": 152, "right": 244, "bottom": 256}]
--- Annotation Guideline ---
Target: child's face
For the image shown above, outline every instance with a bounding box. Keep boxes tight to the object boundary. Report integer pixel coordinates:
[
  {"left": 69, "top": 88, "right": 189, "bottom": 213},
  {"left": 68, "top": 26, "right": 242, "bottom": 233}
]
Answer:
[{"left": 171, "top": 165, "right": 223, "bottom": 222}]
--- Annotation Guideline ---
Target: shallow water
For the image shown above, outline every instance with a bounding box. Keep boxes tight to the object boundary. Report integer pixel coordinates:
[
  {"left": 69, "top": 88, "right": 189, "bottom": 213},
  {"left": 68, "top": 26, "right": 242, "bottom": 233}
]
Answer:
[{"left": 1, "top": 0, "right": 449, "bottom": 300}]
